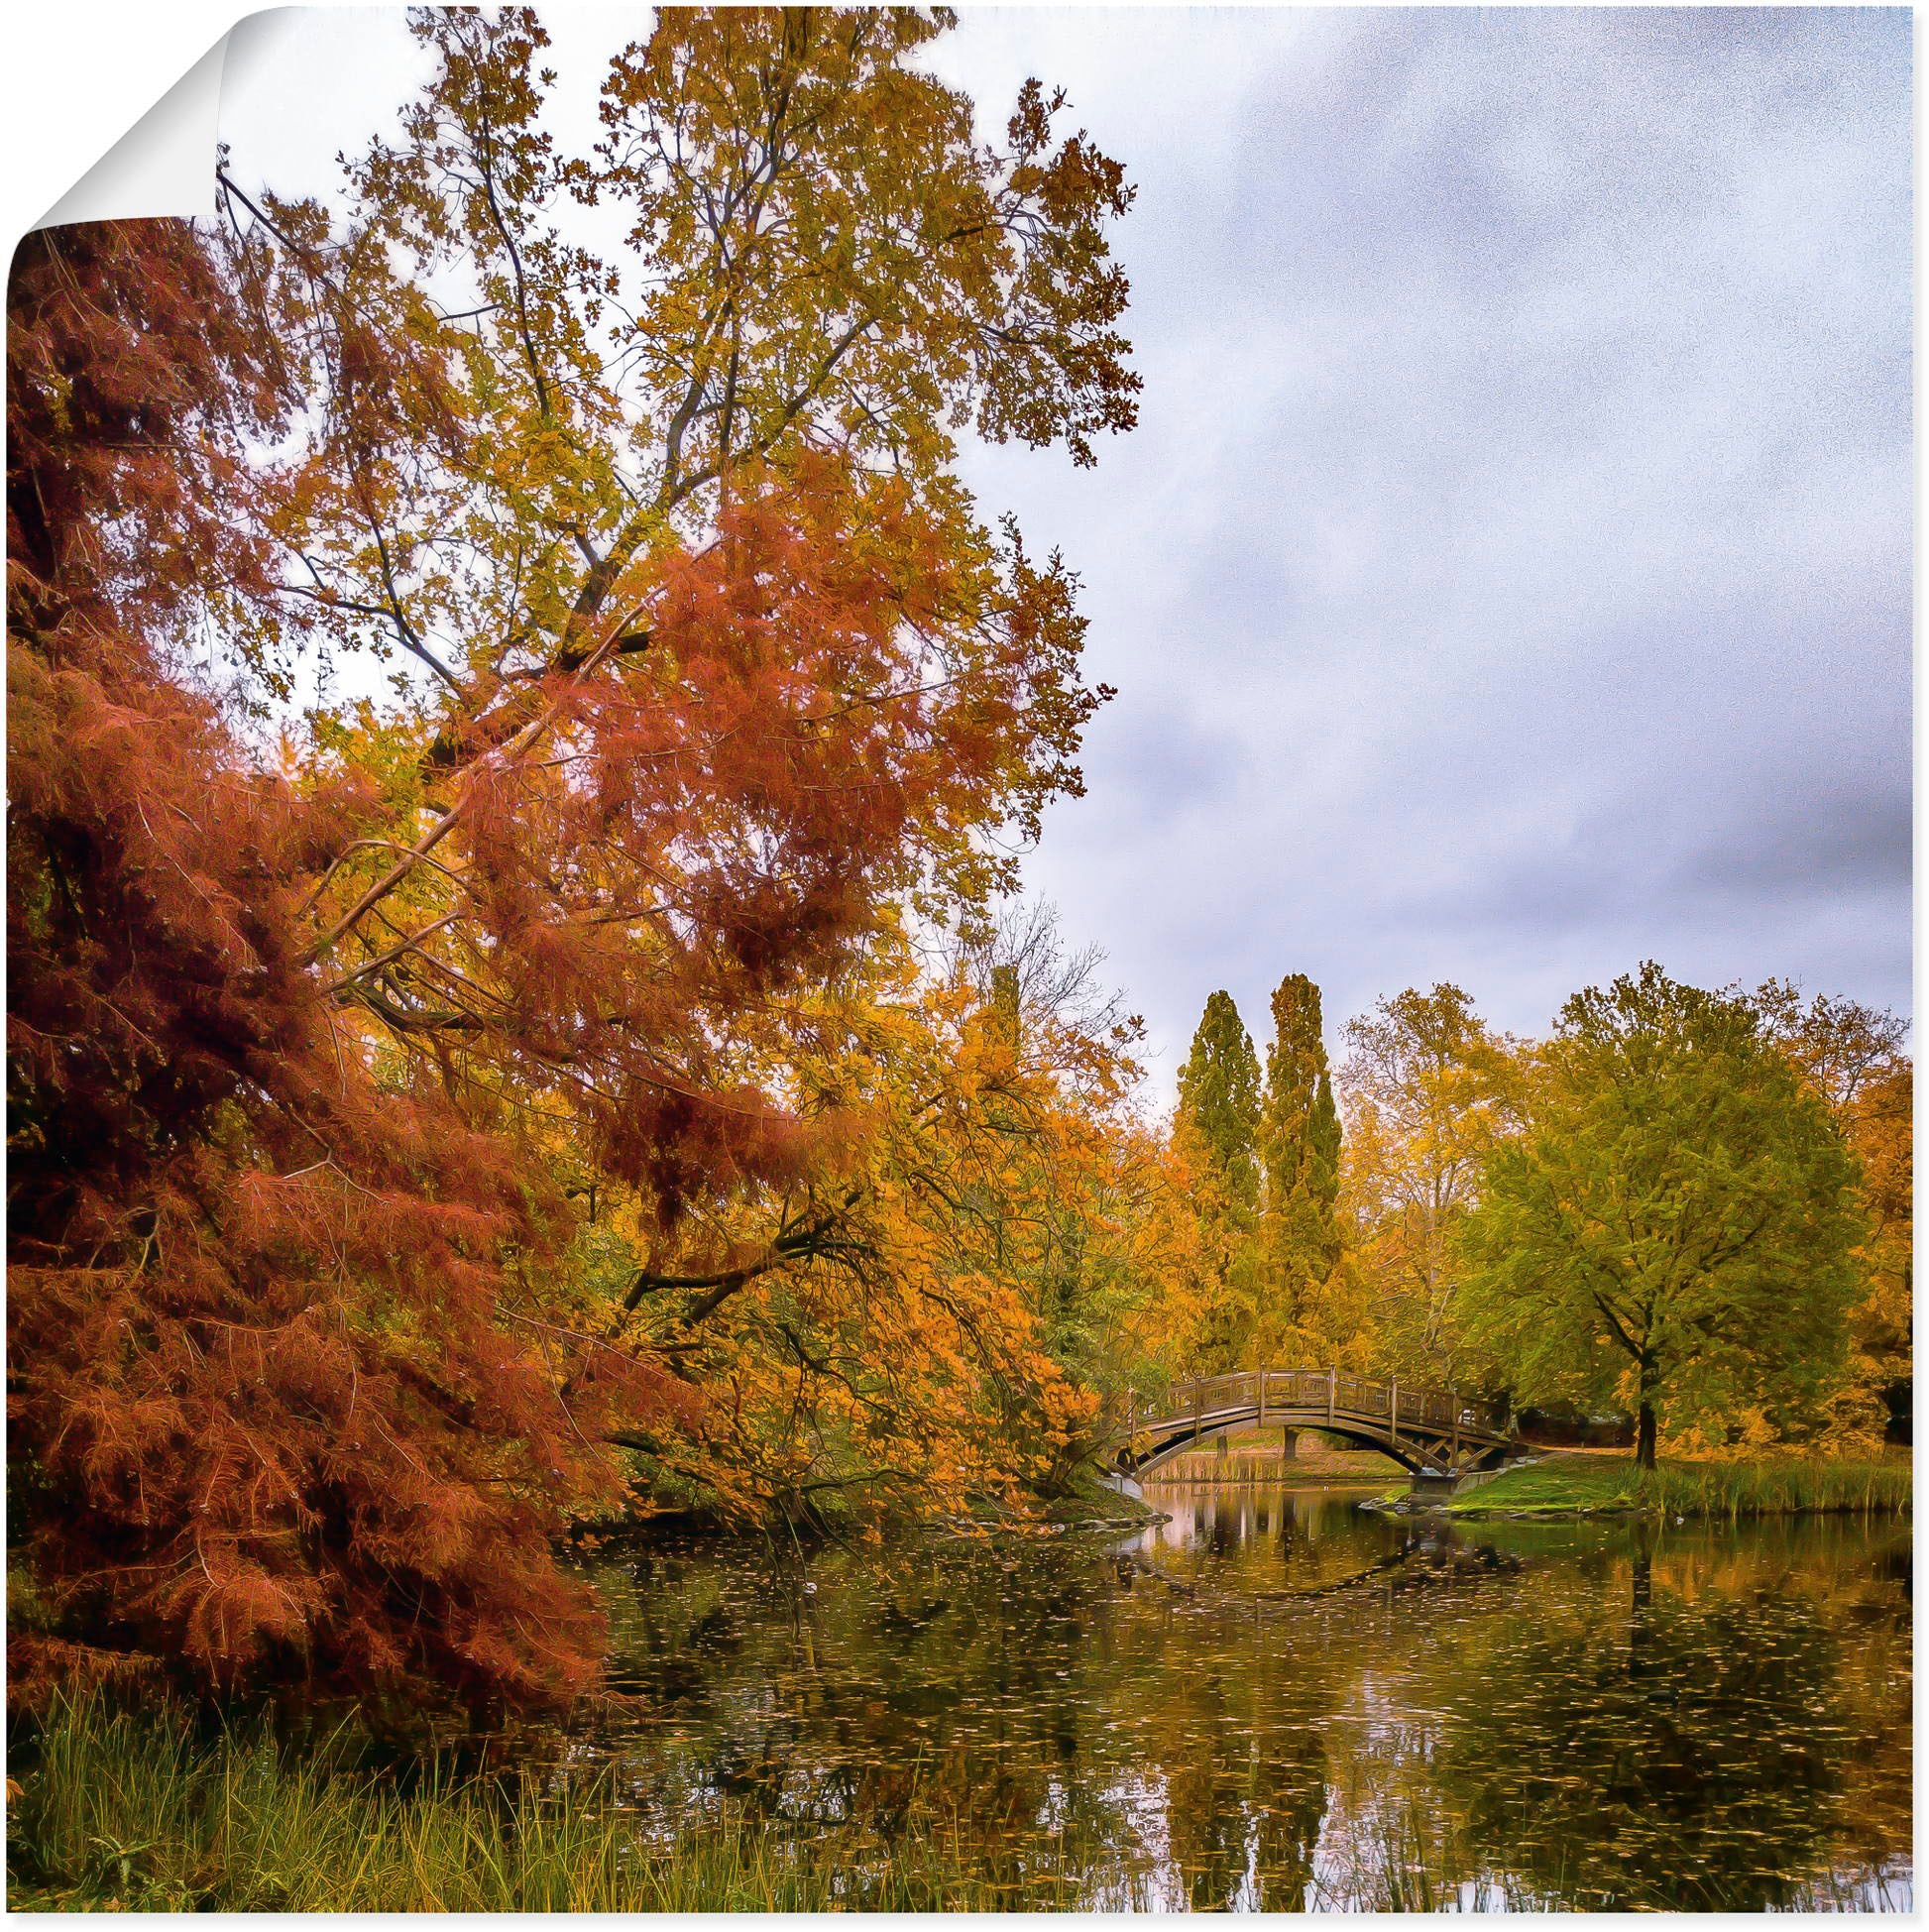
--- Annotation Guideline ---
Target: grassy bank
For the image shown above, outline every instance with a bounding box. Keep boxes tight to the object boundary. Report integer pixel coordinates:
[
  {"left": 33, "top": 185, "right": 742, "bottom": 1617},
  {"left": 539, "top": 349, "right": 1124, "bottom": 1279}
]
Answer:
[
  {"left": 1442, "top": 1455, "right": 1910, "bottom": 1519},
  {"left": 7, "top": 1695, "right": 1087, "bottom": 1912}
]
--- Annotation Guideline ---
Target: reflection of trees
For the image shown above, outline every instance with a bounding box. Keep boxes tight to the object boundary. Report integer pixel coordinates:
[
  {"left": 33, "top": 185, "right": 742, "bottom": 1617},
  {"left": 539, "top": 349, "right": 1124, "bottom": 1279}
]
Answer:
[
  {"left": 1432, "top": 1567, "right": 1850, "bottom": 1910},
  {"left": 589, "top": 1513, "right": 1364, "bottom": 1903},
  {"left": 582, "top": 1513, "right": 1906, "bottom": 1912},
  {"left": 1147, "top": 1656, "right": 1329, "bottom": 1910}
]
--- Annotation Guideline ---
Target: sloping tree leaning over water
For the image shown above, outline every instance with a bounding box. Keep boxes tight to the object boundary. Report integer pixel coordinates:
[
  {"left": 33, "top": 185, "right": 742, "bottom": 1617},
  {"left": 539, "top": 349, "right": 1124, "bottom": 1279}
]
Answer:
[{"left": 8, "top": 5, "right": 1147, "bottom": 1712}]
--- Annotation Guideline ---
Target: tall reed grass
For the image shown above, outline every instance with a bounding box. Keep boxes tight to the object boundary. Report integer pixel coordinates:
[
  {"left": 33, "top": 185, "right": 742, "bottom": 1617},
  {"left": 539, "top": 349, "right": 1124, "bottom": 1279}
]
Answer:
[
  {"left": 6, "top": 1694, "right": 1071, "bottom": 1912},
  {"left": 10, "top": 1689, "right": 1904, "bottom": 1913},
  {"left": 1634, "top": 1457, "right": 1910, "bottom": 1520},
  {"left": 1447, "top": 1454, "right": 1910, "bottom": 1519}
]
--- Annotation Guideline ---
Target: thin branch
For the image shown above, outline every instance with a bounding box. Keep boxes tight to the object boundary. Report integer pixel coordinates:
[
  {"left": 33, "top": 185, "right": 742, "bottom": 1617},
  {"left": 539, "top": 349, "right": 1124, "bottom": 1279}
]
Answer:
[
  {"left": 322, "top": 914, "right": 462, "bottom": 996},
  {"left": 302, "top": 610, "right": 638, "bottom": 963},
  {"left": 294, "top": 839, "right": 469, "bottom": 923}
]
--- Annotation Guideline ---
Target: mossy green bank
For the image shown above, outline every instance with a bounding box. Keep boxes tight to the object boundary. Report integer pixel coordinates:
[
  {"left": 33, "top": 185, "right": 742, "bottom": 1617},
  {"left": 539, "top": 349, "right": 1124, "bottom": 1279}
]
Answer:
[{"left": 1426, "top": 1454, "right": 1910, "bottom": 1519}]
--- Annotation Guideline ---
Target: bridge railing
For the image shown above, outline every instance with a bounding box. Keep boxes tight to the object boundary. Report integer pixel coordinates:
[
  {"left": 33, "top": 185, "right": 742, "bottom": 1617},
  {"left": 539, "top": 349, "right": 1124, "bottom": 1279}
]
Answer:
[{"left": 1128, "top": 1369, "right": 1505, "bottom": 1440}]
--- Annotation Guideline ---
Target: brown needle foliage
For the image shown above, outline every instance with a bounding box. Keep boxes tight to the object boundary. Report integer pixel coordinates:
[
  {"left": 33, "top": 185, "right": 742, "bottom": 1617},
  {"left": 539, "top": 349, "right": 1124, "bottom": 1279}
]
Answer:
[{"left": 8, "top": 220, "right": 686, "bottom": 1714}]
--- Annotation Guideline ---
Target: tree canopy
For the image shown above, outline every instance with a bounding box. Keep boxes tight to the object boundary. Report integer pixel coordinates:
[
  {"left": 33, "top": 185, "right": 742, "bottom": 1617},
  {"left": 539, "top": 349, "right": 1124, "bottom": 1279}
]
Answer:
[
  {"left": 1175, "top": 991, "right": 1262, "bottom": 1203},
  {"left": 1454, "top": 965, "right": 1864, "bottom": 1465},
  {"left": 7, "top": 6, "right": 1150, "bottom": 1713},
  {"left": 1753, "top": 979, "right": 1913, "bottom": 1440},
  {"left": 1173, "top": 990, "right": 1263, "bottom": 1367},
  {"left": 1257, "top": 972, "right": 1341, "bottom": 1342},
  {"left": 1337, "top": 984, "right": 1524, "bottom": 1381}
]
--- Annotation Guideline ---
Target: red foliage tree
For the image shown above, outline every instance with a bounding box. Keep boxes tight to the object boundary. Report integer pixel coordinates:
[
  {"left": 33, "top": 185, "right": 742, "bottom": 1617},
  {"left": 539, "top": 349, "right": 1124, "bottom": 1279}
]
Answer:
[
  {"left": 8, "top": 9, "right": 1134, "bottom": 1714},
  {"left": 8, "top": 220, "right": 685, "bottom": 1712}
]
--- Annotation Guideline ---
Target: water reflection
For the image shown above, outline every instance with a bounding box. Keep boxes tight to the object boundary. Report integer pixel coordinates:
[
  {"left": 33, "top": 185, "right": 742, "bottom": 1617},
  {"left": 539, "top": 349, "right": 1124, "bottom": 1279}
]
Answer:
[
  {"left": 577, "top": 1484, "right": 1910, "bottom": 1912},
  {"left": 1438, "top": 1573, "right": 1842, "bottom": 1907}
]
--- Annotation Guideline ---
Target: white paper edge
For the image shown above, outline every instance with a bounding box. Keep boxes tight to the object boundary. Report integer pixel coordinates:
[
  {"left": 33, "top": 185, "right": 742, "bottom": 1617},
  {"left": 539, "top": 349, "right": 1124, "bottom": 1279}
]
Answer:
[{"left": 32, "top": 7, "right": 301, "bottom": 234}]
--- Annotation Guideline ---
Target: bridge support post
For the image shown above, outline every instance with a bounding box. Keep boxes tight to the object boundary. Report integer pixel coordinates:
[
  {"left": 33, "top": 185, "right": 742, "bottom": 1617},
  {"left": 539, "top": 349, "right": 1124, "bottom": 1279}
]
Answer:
[
  {"left": 1327, "top": 1365, "right": 1336, "bottom": 1425},
  {"left": 1390, "top": 1377, "right": 1399, "bottom": 1454},
  {"left": 1451, "top": 1392, "right": 1460, "bottom": 1469}
]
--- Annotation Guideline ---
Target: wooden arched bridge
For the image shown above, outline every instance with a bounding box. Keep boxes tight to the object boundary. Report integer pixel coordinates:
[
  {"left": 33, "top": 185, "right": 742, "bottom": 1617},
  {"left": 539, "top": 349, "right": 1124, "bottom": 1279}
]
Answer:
[{"left": 1116, "top": 1369, "right": 1516, "bottom": 1479}]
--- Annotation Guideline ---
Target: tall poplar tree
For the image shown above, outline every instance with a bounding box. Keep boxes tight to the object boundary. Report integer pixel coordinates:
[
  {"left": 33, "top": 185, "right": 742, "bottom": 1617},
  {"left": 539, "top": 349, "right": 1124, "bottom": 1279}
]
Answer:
[
  {"left": 1174, "top": 992, "right": 1263, "bottom": 1365},
  {"left": 1259, "top": 974, "right": 1342, "bottom": 1337}
]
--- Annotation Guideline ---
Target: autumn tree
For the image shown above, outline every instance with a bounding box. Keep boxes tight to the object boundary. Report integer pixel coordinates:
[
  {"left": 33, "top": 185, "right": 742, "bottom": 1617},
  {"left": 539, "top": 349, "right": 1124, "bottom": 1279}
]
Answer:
[
  {"left": 1847, "top": 1058, "right": 1912, "bottom": 1437},
  {"left": 1255, "top": 973, "right": 1341, "bottom": 1347},
  {"left": 1172, "top": 992, "right": 1264, "bottom": 1367},
  {"left": 208, "top": 5, "right": 1136, "bottom": 1207},
  {"left": 1455, "top": 965, "right": 1863, "bottom": 1467},
  {"left": 1335, "top": 984, "right": 1522, "bottom": 1382},
  {"left": 1752, "top": 980, "right": 1912, "bottom": 1442},
  {"left": 215, "top": 3, "right": 1139, "bottom": 1283},
  {"left": 946, "top": 906, "right": 1197, "bottom": 1423},
  {"left": 8, "top": 6, "right": 1141, "bottom": 1707},
  {"left": 607, "top": 905, "right": 1197, "bottom": 1525},
  {"left": 8, "top": 218, "right": 689, "bottom": 1712}
]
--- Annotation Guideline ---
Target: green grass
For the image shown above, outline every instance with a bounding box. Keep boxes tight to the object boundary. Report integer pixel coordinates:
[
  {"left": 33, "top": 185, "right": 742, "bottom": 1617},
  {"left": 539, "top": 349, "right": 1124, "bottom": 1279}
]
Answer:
[
  {"left": 6, "top": 1694, "right": 1080, "bottom": 1912},
  {"left": 1444, "top": 1454, "right": 1911, "bottom": 1519}
]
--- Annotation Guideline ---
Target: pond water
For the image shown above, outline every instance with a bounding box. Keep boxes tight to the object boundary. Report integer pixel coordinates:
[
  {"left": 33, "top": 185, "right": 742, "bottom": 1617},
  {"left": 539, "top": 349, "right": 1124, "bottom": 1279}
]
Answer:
[{"left": 571, "top": 1483, "right": 1911, "bottom": 1911}]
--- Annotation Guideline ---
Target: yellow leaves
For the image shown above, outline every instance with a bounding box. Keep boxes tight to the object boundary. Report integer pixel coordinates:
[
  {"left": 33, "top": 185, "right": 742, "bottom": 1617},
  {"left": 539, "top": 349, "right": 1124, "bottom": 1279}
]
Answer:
[
  {"left": 1331, "top": 991, "right": 1532, "bottom": 1379},
  {"left": 571, "top": 919, "right": 1189, "bottom": 1523},
  {"left": 197, "top": 12, "right": 1146, "bottom": 1542}
]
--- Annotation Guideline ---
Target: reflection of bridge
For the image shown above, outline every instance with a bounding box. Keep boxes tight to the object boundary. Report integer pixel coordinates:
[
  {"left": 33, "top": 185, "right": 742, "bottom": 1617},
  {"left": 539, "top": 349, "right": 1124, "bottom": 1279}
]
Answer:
[{"left": 1117, "top": 1369, "right": 1516, "bottom": 1479}]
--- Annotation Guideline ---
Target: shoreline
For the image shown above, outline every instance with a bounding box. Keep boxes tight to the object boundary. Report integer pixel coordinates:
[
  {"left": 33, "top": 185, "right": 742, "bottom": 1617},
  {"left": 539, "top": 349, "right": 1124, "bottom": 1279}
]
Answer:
[{"left": 1367, "top": 1452, "right": 1911, "bottom": 1521}]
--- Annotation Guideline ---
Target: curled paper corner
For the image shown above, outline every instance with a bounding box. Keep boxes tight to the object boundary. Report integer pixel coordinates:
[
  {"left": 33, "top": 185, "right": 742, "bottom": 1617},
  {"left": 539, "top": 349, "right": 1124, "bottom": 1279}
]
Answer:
[{"left": 32, "top": 7, "right": 301, "bottom": 234}]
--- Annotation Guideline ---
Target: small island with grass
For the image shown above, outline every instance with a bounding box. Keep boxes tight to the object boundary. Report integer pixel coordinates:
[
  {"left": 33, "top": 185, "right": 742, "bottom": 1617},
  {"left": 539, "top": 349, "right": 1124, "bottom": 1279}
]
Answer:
[{"left": 1377, "top": 1451, "right": 1912, "bottom": 1520}]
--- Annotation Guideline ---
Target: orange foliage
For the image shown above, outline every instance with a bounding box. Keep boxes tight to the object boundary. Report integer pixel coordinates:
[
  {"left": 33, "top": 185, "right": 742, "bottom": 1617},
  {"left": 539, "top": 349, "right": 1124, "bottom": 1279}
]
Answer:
[
  {"left": 9, "top": 222, "right": 687, "bottom": 1712},
  {"left": 597, "top": 916, "right": 1201, "bottom": 1528},
  {"left": 10, "top": 8, "right": 1145, "bottom": 1711}
]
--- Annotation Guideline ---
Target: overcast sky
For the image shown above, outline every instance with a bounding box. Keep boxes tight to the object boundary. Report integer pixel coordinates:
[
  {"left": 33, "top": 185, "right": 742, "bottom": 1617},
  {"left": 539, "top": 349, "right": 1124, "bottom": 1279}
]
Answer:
[{"left": 219, "top": 6, "right": 1912, "bottom": 1102}]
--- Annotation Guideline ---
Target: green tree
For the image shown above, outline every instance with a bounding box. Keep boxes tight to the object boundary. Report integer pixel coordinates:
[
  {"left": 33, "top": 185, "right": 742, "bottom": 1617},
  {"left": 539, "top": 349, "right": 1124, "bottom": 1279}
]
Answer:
[
  {"left": 1456, "top": 964, "right": 1862, "bottom": 1467},
  {"left": 1337, "top": 983, "right": 1524, "bottom": 1381},
  {"left": 1257, "top": 973, "right": 1342, "bottom": 1340},
  {"left": 1752, "top": 980, "right": 1912, "bottom": 1444},
  {"left": 1176, "top": 992, "right": 1263, "bottom": 1200},
  {"left": 1174, "top": 991, "right": 1262, "bottom": 1366}
]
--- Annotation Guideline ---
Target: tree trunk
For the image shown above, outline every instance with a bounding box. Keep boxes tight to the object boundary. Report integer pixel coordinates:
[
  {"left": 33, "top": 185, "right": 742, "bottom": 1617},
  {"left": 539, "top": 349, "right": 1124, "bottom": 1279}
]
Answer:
[{"left": 1631, "top": 1347, "right": 1661, "bottom": 1469}]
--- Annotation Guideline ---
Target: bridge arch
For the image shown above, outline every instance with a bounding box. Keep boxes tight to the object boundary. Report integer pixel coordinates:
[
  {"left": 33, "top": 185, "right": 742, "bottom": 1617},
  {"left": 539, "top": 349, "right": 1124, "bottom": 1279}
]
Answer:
[
  {"left": 1116, "top": 1369, "right": 1516, "bottom": 1482},
  {"left": 1129, "top": 1413, "right": 1443, "bottom": 1477}
]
